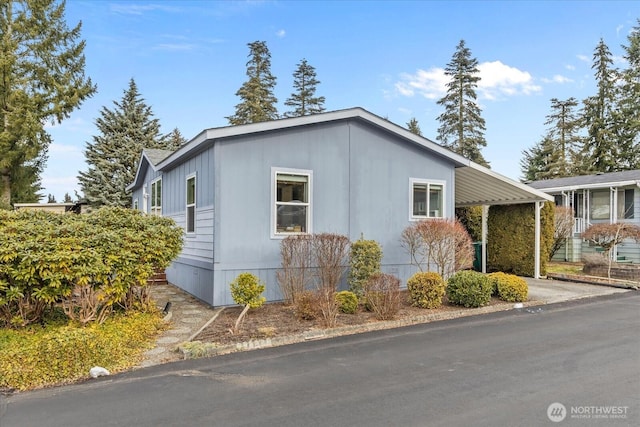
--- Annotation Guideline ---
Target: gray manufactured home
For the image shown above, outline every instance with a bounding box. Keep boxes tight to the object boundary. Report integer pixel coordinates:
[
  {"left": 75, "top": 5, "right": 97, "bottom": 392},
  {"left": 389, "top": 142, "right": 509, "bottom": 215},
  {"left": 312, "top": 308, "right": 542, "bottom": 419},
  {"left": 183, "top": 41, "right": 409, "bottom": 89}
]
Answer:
[{"left": 129, "top": 108, "right": 552, "bottom": 306}]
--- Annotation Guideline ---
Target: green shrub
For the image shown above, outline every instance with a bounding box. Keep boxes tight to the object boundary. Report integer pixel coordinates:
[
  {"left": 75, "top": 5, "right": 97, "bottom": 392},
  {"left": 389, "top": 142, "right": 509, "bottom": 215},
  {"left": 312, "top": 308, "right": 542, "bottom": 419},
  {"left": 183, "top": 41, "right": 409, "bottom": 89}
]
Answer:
[
  {"left": 407, "top": 272, "right": 446, "bottom": 309},
  {"left": 335, "top": 291, "right": 358, "bottom": 314},
  {"left": 294, "top": 291, "right": 317, "bottom": 320},
  {"left": 0, "top": 311, "right": 166, "bottom": 391},
  {"left": 363, "top": 273, "right": 401, "bottom": 320},
  {"left": 0, "top": 207, "right": 183, "bottom": 327},
  {"left": 488, "top": 272, "right": 528, "bottom": 302},
  {"left": 348, "top": 237, "right": 382, "bottom": 299},
  {"left": 230, "top": 273, "right": 266, "bottom": 309},
  {"left": 446, "top": 270, "right": 492, "bottom": 308}
]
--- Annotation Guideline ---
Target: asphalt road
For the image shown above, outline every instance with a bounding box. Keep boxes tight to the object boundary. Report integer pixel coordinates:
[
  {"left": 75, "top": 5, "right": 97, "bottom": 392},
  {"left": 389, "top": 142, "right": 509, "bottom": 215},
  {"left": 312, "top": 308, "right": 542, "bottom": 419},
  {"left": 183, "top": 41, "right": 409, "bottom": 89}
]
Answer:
[{"left": 2, "top": 292, "right": 639, "bottom": 427}]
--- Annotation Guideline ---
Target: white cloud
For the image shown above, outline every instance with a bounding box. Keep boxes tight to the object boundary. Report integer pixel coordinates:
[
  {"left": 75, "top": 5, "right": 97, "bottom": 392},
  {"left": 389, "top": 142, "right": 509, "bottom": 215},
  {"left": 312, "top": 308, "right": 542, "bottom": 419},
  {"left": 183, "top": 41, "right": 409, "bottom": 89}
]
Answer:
[
  {"left": 565, "top": 64, "right": 575, "bottom": 71},
  {"left": 110, "top": 3, "right": 181, "bottom": 15},
  {"left": 395, "top": 67, "right": 448, "bottom": 99},
  {"left": 540, "top": 74, "right": 573, "bottom": 84},
  {"left": 276, "top": 29, "right": 286, "bottom": 38},
  {"left": 577, "top": 54, "right": 590, "bottom": 63},
  {"left": 395, "top": 61, "right": 541, "bottom": 101},
  {"left": 50, "top": 143, "right": 83, "bottom": 154},
  {"left": 617, "top": 24, "right": 624, "bottom": 37}
]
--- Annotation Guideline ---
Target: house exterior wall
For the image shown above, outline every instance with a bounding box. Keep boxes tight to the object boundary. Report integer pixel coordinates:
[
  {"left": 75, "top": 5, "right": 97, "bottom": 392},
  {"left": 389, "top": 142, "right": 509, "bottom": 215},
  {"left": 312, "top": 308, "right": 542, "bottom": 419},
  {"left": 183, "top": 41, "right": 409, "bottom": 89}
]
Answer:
[{"left": 209, "top": 119, "right": 455, "bottom": 306}]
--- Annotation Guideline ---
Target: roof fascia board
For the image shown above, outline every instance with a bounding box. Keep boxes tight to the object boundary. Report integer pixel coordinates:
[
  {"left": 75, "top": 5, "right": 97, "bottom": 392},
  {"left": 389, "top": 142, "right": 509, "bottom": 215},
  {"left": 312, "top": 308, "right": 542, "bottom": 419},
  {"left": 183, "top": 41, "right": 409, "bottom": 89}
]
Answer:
[
  {"left": 533, "top": 180, "right": 640, "bottom": 193},
  {"left": 126, "top": 150, "right": 157, "bottom": 191}
]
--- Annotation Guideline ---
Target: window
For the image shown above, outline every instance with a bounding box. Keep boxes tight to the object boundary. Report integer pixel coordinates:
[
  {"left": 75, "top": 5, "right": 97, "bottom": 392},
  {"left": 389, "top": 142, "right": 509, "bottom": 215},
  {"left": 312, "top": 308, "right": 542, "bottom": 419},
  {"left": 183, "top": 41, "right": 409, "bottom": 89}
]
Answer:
[
  {"left": 619, "top": 189, "right": 635, "bottom": 219},
  {"left": 150, "top": 179, "right": 162, "bottom": 216},
  {"left": 410, "top": 179, "right": 444, "bottom": 219},
  {"left": 186, "top": 174, "right": 196, "bottom": 233},
  {"left": 273, "top": 168, "right": 311, "bottom": 236}
]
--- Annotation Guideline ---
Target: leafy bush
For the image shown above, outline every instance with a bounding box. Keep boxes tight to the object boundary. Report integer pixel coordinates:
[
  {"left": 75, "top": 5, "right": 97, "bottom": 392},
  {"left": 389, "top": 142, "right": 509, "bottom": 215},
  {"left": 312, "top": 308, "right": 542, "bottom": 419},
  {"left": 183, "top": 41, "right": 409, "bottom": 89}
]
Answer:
[
  {"left": 0, "top": 208, "right": 183, "bottom": 328},
  {"left": 294, "top": 291, "right": 317, "bottom": 321},
  {"left": 446, "top": 270, "right": 492, "bottom": 308},
  {"left": 0, "top": 311, "right": 166, "bottom": 391},
  {"left": 335, "top": 291, "right": 358, "bottom": 314},
  {"left": 487, "top": 272, "right": 528, "bottom": 302},
  {"left": 363, "top": 273, "right": 401, "bottom": 320},
  {"left": 406, "top": 272, "right": 446, "bottom": 309},
  {"left": 348, "top": 237, "right": 382, "bottom": 299},
  {"left": 230, "top": 273, "right": 266, "bottom": 309},
  {"left": 487, "top": 202, "right": 554, "bottom": 276}
]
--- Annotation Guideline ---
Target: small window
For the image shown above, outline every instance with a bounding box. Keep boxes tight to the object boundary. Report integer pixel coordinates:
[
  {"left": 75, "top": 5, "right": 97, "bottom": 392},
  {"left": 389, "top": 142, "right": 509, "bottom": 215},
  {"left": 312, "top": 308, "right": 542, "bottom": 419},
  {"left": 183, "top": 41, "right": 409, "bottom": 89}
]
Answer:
[
  {"left": 410, "top": 179, "right": 444, "bottom": 219},
  {"left": 186, "top": 175, "right": 196, "bottom": 233},
  {"left": 150, "top": 179, "right": 162, "bottom": 216},
  {"left": 622, "top": 189, "right": 634, "bottom": 219},
  {"left": 590, "top": 190, "right": 609, "bottom": 220},
  {"left": 273, "top": 168, "right": 311, "bottom": 236}
]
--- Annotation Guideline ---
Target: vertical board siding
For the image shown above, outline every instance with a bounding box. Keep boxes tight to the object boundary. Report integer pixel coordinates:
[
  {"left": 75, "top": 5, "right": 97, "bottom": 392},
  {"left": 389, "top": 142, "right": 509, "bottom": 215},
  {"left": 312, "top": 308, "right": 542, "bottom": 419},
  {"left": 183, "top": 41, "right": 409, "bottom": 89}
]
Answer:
[{"left": 166, "top": 262, "right": 214, "bottom": 305}]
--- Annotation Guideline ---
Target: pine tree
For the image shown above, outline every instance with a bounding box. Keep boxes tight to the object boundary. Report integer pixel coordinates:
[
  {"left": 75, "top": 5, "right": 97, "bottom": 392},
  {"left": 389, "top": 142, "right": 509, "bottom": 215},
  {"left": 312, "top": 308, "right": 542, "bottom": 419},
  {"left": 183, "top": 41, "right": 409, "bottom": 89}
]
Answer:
[
  {"left": 162, "top": 127, "right": 188, "bottom": 151},
  {"left": 436, "top": 40, "right": 488, "bottom": 167},
  {"left": 78, "top": 79, "right": 168, "bottom": 208},
  {"left": 544, "top": 98, "right": 582, "bottom": 176},
  {"left": 47, "top": 194, "right": 57, "bottom": 203},
  {"left": 582, "top": 39, "right": 618, "bottom": 173},
  {"left": 406, "top": 118, "right": 422, "bottom": 136},
  {"left": 0, "top": 0, "right": 96, "bottom": 207},
  {"left": 63, "top": 192, "right": 73, "bottom": 203},
  {"left": 284, "top": 59, "right": 325, "bottom": 117},
  {"left": 520, "top": 136, "right": 563, "bottom": 181},
  {"left": 227, "top": 41, "right": 278, "bottom": 125},
  {"left": 615, "top": 20, "right": 640, "bottom": 170}
]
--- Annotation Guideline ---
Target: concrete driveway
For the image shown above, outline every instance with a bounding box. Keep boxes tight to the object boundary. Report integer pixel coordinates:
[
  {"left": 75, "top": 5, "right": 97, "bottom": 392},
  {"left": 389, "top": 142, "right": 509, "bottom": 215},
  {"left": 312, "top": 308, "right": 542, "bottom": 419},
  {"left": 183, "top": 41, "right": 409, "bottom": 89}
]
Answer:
[{"left": 526, "top": 277, "right": 632, "bottom": 304}]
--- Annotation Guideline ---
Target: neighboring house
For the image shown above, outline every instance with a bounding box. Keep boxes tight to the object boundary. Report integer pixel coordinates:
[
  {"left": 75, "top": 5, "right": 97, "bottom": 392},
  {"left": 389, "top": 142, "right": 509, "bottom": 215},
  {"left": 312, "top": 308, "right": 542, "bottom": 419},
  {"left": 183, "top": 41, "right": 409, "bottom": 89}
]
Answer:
[
  {"left": 527, "top": 170, "right": 640, "bottom": 263},
  {"left": 13, "top": 202, "right": 85, "bottom": 214},
  {"left": 128, "top": 108, "right": 552, "bottom": 306}
]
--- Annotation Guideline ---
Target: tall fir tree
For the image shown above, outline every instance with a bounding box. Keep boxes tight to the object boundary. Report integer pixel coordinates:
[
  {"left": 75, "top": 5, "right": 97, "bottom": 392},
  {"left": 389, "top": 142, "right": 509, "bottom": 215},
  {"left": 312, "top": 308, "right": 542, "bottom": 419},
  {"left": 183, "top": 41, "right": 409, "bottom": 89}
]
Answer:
[
  {"left": 520, "top": 136, "right": 563, "bottom": 181},
  {"left": 227, "top": 41, "right": 278, "bottom": 125},
  {"left": 284, "top": 59, "right": 326, "bottom": 117},
  {"left": 544, "top": 98, "right": 582, "bottom": 176},
  {"left": 581, "top": 39, "right": 618, "bottom": 173},
  {"left": 615, "top": 20, "right": 640, "bottom": 170},
  {"left": 0, "top": 0, "right": 96, "bottom": 208},
  {"left": 406, "top": 118, "right": 422, "bottom": 136},
  {"left": 62, "top": 192, "right": 73, "bottom": 203},
  {"left": 162, "top": 127, "right": 188, "bottom": 151},
  {"left": 78, "top": 79, "right": 167, "bottom": 208},
  {"left": 436, "top": 40, "right": 488, "bottom": 167}
]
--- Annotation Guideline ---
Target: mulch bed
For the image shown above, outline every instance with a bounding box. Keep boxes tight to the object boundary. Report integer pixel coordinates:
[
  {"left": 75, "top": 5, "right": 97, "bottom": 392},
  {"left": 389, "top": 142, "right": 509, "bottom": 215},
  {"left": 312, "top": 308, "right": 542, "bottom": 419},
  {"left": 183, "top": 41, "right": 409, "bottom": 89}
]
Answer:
[{"left": 194, "top": 291, "right": 508, "bottom": 346}]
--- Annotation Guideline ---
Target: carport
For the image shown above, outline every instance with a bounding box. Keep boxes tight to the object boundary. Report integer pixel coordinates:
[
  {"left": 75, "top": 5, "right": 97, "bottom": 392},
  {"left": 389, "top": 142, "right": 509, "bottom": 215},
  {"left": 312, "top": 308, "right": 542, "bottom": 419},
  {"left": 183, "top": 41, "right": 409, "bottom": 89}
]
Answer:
[{"left": 454, "top": 163, "right": 554, "bottom": 278}]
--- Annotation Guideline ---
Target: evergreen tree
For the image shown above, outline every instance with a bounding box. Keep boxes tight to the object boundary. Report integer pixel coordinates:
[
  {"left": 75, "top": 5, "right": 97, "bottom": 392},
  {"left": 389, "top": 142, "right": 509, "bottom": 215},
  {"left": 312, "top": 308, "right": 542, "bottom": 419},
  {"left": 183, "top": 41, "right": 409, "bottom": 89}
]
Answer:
[
  {"left": 544, "top": 98, "right": 582, "bottom": 176},
  {"left": 436, "top": 40, "right": 488, "bottom": 167},
  {"left": 582, "top": 39, "right": 618, "bottom": 173},
  {"left": 406, "top": 118, "right": 422, "bottom": 136},
  {"left": 63, "top": 192, "right": 73, "bottom": 203},
  {"left": 284, "top": 59, "right": 325, "bottom": 117},
  {"left": 47, "top": 194, "right": 57, "bottom": 203},
  {"left": 520, "top": 136, "right": 563, "bottom": 181},
  {"left": 0, "top": 0, "right": 96, "bottom": 208},
  {"left": 615, "top": 20, "right": 640, "bottom": 169},
  {"left": 227, "top": 41, "right": 278, "bottom": 125},
  {"left": 162, "top": 127, "right": 188, "bottom": 151},
  {"left": 78, "top": 79, "right": 167, "bottom": 208}
]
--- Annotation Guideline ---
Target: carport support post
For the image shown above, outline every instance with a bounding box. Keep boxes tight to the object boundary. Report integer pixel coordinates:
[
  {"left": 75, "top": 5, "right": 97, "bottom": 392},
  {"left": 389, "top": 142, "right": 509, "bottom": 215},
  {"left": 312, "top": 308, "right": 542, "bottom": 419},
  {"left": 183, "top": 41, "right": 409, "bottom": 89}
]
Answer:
[
  {"left": 481, "top": 205, "right": 488, "bottom": 274},
  {"left": 534, "top": 201, "right": 542, "bottom": 279}
]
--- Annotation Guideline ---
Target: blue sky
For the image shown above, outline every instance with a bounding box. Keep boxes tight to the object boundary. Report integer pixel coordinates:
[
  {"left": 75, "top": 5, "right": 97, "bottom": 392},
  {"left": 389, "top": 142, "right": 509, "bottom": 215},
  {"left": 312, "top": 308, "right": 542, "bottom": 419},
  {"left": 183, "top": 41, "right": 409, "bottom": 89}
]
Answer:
[{"left": 43, "top": 0, "right": 640, "bottom": 201}]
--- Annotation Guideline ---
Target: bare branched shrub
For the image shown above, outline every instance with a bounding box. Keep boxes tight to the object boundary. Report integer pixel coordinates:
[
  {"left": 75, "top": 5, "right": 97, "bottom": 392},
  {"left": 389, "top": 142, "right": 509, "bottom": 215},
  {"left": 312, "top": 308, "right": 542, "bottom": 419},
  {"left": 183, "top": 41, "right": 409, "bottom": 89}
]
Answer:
[
  {"left": 312, "top": 233, "right": 350, "bottom": 328},
  {"left": 276, "top": 235, "right": 313, "bottom": 304},
  {"left": 61, "top": 285, "right": 111, "bottom": 326},
  {"left": 363, "top": 273, "right": 401, "bottom": 320},
  {"left": 551, "top": 206, "right": 575, "bottom": 259},
  {"left": 582, "top": 253, "right": 608, "bottom": 267},
  {"left": 582, "top": 223, "right": 640, "bottom": 278},
  {"left": 401, "top": 219, "right": 473, "bottom": 278}
]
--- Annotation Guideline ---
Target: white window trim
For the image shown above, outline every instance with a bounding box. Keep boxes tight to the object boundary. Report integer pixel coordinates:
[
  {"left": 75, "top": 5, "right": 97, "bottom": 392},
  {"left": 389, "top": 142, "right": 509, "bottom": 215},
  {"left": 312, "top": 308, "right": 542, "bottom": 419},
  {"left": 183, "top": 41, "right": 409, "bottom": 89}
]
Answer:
[
  {"left": 186, "top": 173, "right": 196, "bottom": 234},
  {"left": 409, "top": 178, "right": 446, "bottom": 221},
  {"left": 150, "top": 178, "right": 162, "bottom": 216},
  {"left": 271, "top": 167, "right": 313, "bottom": 239}
]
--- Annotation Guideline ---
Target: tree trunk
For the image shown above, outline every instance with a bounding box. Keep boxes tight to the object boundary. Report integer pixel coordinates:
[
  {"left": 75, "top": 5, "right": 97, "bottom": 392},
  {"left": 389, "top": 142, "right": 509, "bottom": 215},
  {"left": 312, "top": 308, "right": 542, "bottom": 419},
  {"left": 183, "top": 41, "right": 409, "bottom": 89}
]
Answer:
[{"left": 0, "top": 168, "right": 10, "bottom": 208}]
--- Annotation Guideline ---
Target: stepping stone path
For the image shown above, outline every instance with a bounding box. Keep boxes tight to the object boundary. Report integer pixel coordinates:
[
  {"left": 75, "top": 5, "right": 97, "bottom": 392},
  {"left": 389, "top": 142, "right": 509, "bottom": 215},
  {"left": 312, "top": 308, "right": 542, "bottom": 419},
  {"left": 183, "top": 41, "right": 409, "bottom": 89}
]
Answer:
[{"left": 139, "top": 283, "right": 220, "bottom": 368}]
